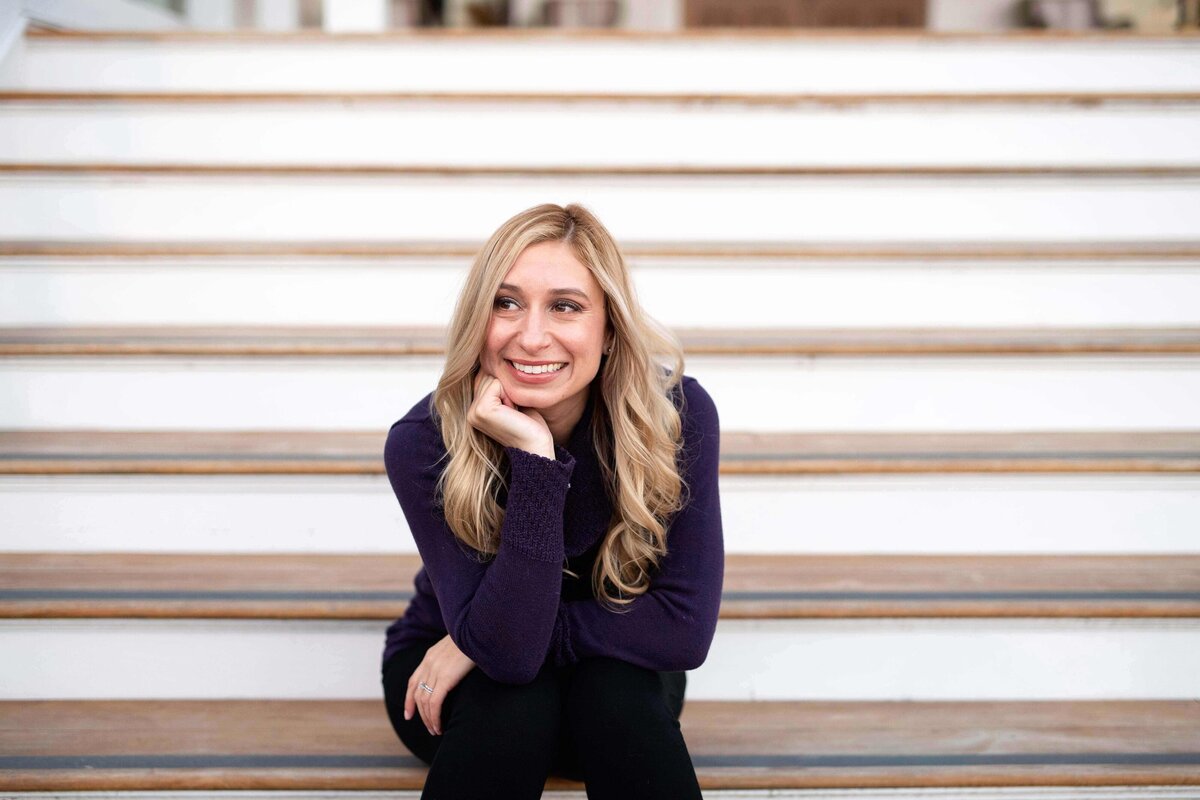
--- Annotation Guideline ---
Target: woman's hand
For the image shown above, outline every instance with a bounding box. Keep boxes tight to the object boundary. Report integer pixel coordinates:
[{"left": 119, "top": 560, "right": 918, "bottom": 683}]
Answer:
[
  {"left": 469, "top": 368, "right": 555, "bottom": 458},
  {"left": 405, "top": 634, "right": 477, "bottom": 737}
]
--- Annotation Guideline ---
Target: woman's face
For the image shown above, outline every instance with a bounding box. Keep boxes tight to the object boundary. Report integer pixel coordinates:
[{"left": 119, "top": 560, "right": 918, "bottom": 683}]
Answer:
[{"left": 481, "top": 240, "right": 609, "bottom": 420}]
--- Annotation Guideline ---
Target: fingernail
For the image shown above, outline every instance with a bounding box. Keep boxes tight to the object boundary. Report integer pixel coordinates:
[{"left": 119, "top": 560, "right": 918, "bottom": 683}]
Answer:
[{"left": 404, "top": 709, "right": 411, "bottom": 720}]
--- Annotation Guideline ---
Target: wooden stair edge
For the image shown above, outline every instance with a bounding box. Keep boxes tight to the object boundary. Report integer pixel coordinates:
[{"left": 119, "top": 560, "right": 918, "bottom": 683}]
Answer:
[
  {"left": 2, "top": 698, "right": 1197, "bottom": 791},
  {"left": 2, "top": 766, "right": 1197, "bottom": 792},
  {"left": 3, "top": 325, "right": 1200, "bottom": 357},
  {"left": 2, "top": 430, "right": 1199, "bottom": 475},
  {"left": 1, "top": 552, "right": 1196, "bottom": 620}
]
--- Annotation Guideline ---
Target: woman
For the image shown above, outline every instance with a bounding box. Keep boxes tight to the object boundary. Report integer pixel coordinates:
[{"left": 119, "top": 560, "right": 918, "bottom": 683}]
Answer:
[{"left": 379, "top": 202, "right": 723, "bottom": 799}]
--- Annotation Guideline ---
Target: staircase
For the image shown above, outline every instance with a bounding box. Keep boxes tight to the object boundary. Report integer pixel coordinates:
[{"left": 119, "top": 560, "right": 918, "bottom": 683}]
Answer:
[{"left": 1, "top": 25, "right": 1199, "bottom": 799}]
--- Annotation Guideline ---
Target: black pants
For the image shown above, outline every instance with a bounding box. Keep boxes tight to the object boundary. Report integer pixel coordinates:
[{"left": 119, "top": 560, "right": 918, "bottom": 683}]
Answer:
[{"left": 381, "top": 637, "right": 703, "bottom": 799}]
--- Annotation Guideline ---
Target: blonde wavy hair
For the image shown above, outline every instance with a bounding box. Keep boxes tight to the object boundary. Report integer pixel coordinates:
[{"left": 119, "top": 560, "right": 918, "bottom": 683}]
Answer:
[{"left": 430, "top": 202, "right": 690, "bottom": 610}]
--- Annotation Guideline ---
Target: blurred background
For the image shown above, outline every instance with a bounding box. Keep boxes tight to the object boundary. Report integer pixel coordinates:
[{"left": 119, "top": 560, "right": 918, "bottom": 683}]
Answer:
[{"left": 16, "top": 0, "right": 1200, "bottom": 32}]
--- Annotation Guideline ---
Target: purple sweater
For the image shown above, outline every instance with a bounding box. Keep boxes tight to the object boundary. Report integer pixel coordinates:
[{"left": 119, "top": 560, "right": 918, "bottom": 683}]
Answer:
[{"left": 380, "top": 374, "right": 724, "bottom": 685}]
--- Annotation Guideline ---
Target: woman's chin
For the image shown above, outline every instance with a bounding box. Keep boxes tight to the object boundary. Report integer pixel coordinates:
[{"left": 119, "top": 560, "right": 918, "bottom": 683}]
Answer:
[{"left": 506, "top": 386, "right": 553, "bottom": 407}]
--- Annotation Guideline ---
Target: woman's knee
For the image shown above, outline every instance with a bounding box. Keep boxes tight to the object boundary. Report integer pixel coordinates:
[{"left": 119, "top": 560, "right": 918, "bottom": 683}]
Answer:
[
  {"left": 383, "top": 646, "right": 563, "bottom": 766},
  {"left": 566, "top": 657, "right": 678, "bottom": 725},
  {"left": 450, "top": 662, "right": 561, "bottom": 725},
  {"left": 563, "top": 657, "right": 699, "bottom": 796},
  {"left": 410, "top": 665, "right": 569, "bottom": 799},
  {"left": 432, "top": 661, "right": 565, "bottom": 759}
]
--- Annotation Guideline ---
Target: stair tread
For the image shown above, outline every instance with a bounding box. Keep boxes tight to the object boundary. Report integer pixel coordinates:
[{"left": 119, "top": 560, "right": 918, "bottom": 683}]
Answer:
[
  {"left": 2, "top": 240, "right": 1200, "bottom": 259},
  {"left": 1, "top": 552, "right": 1197, "bottom": 619},
  {"left": 3, "top": 325, "right": 1200, "bottom": 356},
  {"left": 1, "top": 699, "right": 1197, "bottom": 790},
  {"left": 1, "top": 429, "right": 1197, "bottom": 474}
]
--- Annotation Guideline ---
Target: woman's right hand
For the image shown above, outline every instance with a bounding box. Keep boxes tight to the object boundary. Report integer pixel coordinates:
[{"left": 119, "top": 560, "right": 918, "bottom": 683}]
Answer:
[{"left": 469, "top": 368, "right": 556, "bottom": 459}]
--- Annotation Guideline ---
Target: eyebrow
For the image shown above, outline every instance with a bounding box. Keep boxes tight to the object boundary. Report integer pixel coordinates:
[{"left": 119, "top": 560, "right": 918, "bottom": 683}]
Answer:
[{"left": 497, "top": 283, "right": 591, "bottom": 301}]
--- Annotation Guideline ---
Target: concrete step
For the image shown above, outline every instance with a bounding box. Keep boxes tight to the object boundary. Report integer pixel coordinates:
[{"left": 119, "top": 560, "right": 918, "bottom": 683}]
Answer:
[
  {"left": 2, "top": 353, "right": 1197, "bottom": 431},
  {"left": 2, "top": 171, "right": 1198, "bottom": 243},
  {"left": 4, "top": 29, "right": 1198, "bottom": 93},
  {"left": 2, "top": 93, "right": 1199, "bottom": 168},
  {"left": 4, "top": 245, "right": 1199, "bottom": 328}
]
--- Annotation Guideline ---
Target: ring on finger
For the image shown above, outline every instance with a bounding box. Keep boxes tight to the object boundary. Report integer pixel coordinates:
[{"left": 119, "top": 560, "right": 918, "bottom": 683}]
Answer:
[{"left": 418, "top": 681, "right": 435, "bottom": 694}]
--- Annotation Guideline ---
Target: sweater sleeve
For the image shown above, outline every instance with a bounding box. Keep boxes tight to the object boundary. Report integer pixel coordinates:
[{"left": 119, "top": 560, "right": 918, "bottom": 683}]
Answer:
[
  {"left": 384, "top": 418, "right": 575, "bottom": 685},
  {"left": 546, "top": 379, "right": 724, "bottom": 673}
]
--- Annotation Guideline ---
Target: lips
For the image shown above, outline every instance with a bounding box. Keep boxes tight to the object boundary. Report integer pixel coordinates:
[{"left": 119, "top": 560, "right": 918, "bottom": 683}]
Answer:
[
  {"left": 505, "top": 359, "right": 567, "bottom": 381},
  {"left": 507, "top": 359, "right": 567, "bottom": 367},
  {"left": 507, "top": 359, "right": 566, "bottom": 372}
]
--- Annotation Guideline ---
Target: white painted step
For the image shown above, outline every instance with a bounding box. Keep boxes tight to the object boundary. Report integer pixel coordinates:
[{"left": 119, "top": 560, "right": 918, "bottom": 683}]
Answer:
[
  {"left": 4, "top": 255, "right": 1200, "bottom": 328},
  {"left": 4, "top": 174, "right": 1198, "bottom": 243},
  {"left": 3, "top": 473, "right": 1198, "bottom": 555},
  {"left": 3, "top": 101, "right": 1199, "bottom": 167},
  {"left": 2, "top": 355, "right": 1197, "bottom": 431},
  {"left": 1, "top": 617, "right": 1196, "bottom": 700},
  {"left": 2, "top": 34, "right": 1198, "bottom": 93}
]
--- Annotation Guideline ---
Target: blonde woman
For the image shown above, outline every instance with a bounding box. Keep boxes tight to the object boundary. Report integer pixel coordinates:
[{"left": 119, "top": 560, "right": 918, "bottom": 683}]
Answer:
[{"left": 380, "top": 203, "right": 723, "bottom": 799}]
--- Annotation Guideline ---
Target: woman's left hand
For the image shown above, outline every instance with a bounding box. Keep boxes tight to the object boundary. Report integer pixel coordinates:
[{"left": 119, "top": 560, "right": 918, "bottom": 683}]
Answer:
[{"left": 405, "top": 634, "right": 477, "bottom": 736}]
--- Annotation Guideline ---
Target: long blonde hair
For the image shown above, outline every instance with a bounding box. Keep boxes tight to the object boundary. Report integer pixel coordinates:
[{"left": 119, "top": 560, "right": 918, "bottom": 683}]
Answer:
[{"left": 430, "top": 203, "right": 689, "bottom": 610}]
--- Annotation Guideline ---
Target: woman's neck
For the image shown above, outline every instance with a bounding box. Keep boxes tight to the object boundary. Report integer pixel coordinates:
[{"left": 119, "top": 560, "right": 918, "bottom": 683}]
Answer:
[{"left": 540, "top": 389, "right": 590, "bottom": 449}]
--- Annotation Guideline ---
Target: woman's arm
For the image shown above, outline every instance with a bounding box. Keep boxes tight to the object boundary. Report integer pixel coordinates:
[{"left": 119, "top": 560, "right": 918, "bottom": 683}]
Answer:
[
  {"left": 546, "top": 379, "right": 724, "bottom": 673},
  {"left": 385, "top": 420, "right": 573, "bottom": 685}
]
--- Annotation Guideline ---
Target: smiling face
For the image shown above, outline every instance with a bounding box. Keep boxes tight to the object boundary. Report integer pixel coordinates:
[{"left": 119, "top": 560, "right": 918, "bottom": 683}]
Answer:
[{"left": 481, "top": 240, "right": 609, "bottom": 430}]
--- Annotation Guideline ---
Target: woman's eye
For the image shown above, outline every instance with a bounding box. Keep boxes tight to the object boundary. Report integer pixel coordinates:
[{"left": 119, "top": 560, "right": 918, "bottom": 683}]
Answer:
[{"left": 493, "top": 297, "right": 580, "bottom": 313}]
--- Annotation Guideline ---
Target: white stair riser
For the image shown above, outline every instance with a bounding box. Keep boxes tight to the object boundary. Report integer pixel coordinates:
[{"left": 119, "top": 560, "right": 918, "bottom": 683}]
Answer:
[
  {"left": 1, "top": 618, "right": 1197, "bottom": 700},
  {"left": 5, "top": 258, "right": 1200, "bottom": 328},
  {"left": 3, "top": 176, "right": 1200, "bottom": 242},
  {"left": 2, "top": 104, "right": 1199, "bottom": 167},
  {"left": 2, "top": 356, "right": 1198, "bottom": 431},
  {"left": 4, "top": 38, "right": 1198, "bottom": 92},
  {"left": 3, "top": 473, "right": 1198, "bottom": 554}
]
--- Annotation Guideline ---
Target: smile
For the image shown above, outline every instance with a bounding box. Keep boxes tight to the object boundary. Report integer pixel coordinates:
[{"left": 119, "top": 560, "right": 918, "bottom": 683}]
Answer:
[{"left": 508, "top": 360, "right": 567, "bottom": 375}]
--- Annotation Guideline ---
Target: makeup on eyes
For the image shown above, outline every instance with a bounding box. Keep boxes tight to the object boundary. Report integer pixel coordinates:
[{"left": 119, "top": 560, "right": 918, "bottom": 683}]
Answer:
[{"left": 498, "top": 282, "right": 590, "bottom": 302}]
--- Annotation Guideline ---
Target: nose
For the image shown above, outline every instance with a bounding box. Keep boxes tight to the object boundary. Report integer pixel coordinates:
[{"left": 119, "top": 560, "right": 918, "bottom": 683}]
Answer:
[{"left": 516, "top": 307, "right": 552, "bottom": 352}]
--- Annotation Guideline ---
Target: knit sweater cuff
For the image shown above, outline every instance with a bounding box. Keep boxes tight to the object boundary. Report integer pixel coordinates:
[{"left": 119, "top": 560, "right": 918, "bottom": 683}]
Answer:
[{"left": 501, "top": 444, "right": 575, "bottom": 563}]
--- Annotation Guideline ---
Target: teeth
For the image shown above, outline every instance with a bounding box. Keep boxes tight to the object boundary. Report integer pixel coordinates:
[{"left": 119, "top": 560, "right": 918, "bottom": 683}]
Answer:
[{"left": 511, "top": 361, "right": 565, "bottom": 374}]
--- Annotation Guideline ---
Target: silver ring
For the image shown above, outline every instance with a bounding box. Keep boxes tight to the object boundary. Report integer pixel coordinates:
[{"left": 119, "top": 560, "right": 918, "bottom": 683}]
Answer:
[{"left": 418, "top": 681, "right": 435, "bottom": 694}]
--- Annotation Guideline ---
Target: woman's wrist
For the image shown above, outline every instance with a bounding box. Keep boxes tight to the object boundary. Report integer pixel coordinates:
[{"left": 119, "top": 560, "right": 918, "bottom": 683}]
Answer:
[{"left": 516, "top": 439, "right": 556, "bottom": 460}]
